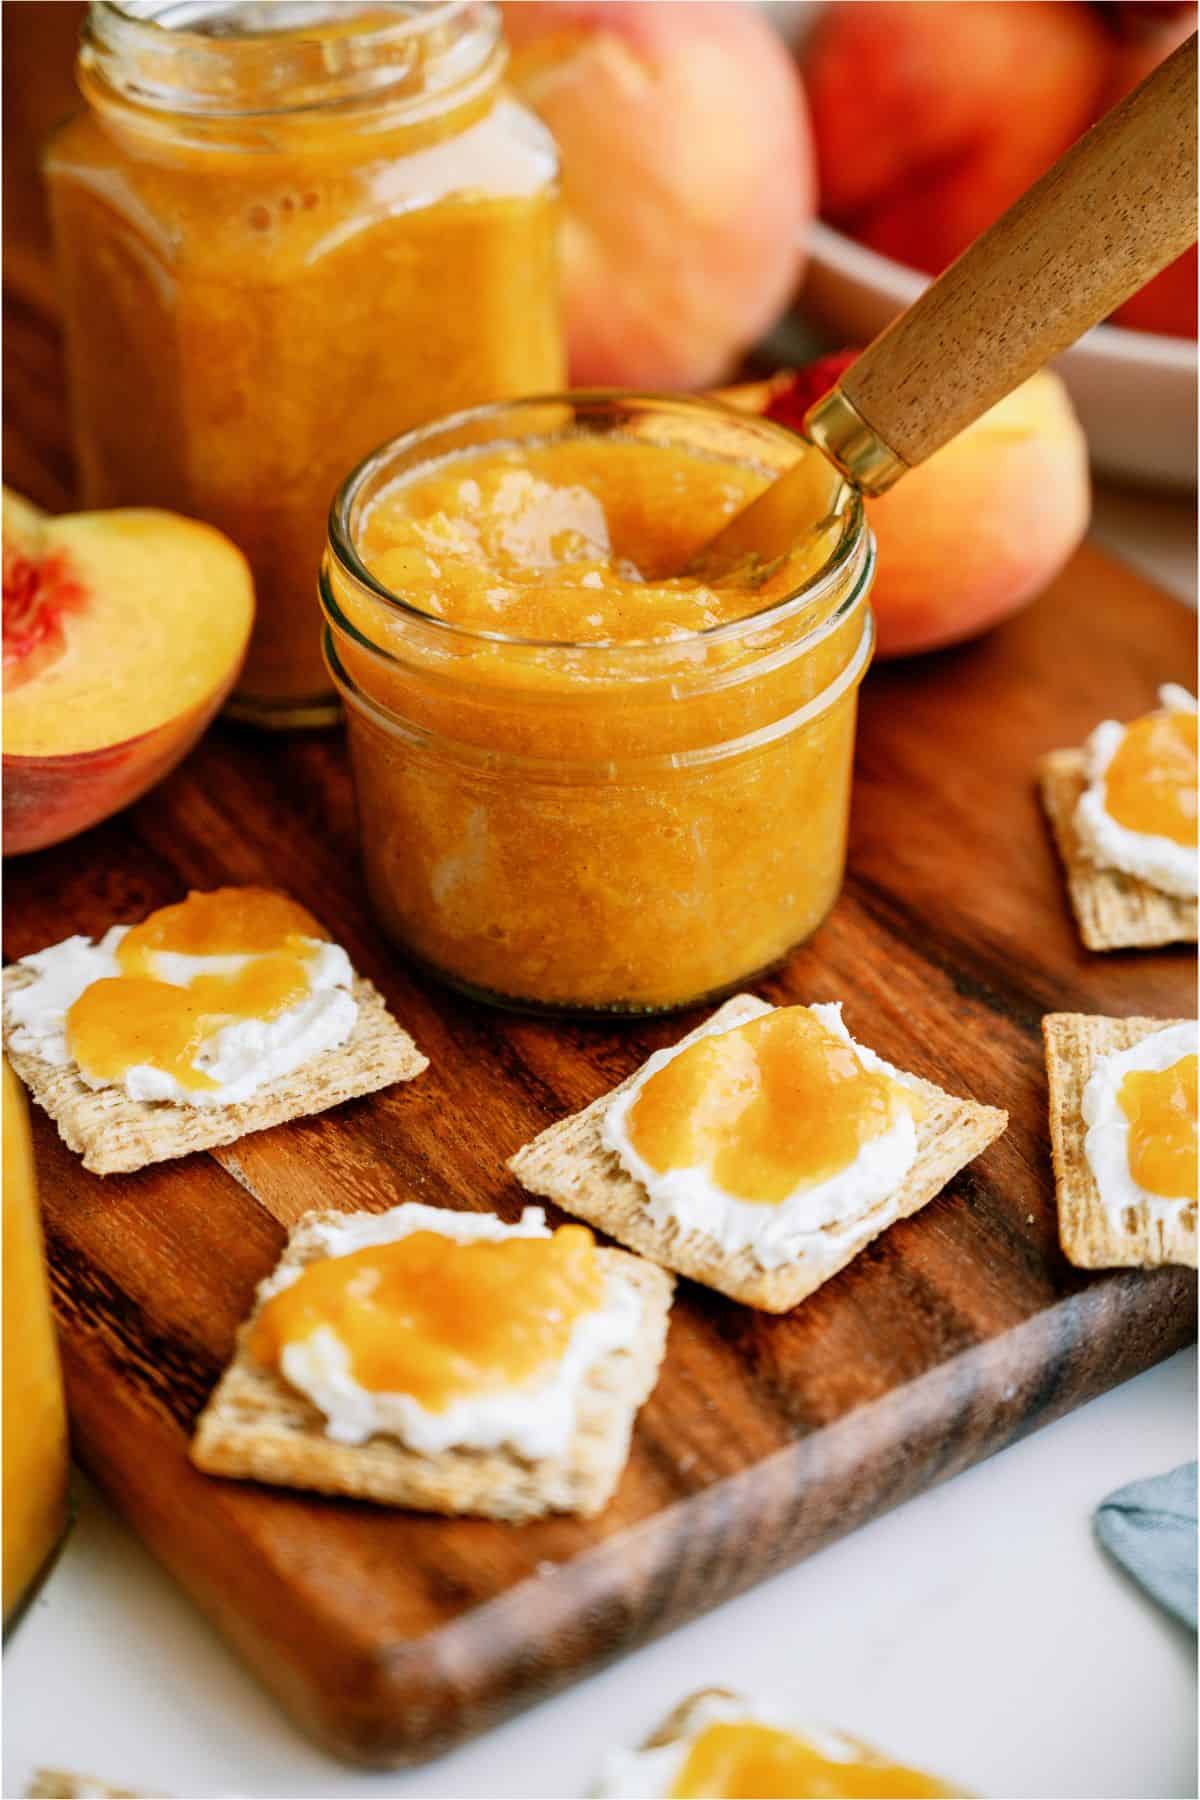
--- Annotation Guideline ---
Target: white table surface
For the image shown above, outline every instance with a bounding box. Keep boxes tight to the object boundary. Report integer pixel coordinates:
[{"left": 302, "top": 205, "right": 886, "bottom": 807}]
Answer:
[{"left": 4, "top": 496, "right": 1196, "bottom": 1800}]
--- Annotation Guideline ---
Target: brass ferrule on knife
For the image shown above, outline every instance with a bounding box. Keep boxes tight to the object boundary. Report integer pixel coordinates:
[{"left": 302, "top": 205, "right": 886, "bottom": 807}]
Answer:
[{"left": 804, "top": 387, "right": 909, "bottom": 496}]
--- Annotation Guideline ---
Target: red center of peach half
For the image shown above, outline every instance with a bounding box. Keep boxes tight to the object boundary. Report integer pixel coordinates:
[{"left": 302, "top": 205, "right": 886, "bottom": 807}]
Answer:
[{"left": 3, "top": 544, "right": 88, "bottom": 691}]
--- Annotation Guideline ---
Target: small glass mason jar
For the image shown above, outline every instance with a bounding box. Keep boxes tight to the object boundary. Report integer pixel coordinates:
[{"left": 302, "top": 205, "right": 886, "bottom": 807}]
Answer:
[
  {"left": 45, "top": 1, "right": 564, "bottom": 727},
  {"left": 322, "top": 395, "right": 876, "bottom": 1016}
]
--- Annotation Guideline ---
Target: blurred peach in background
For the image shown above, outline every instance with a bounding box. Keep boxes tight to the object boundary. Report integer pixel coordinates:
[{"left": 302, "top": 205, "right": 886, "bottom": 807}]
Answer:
[{"left": 4, "top": 0, "right": 1193, "bottom": 664}]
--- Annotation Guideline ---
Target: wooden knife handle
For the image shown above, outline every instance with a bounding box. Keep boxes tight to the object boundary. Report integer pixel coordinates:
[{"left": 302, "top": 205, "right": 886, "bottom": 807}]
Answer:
[{"left": 818, "top": 33, "right": 1197, "bottom": 490}]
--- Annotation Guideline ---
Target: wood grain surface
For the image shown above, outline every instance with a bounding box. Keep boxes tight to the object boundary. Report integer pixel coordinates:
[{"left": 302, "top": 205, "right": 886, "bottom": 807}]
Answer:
[
  {"left": 4, "top": 290, "right": 1197, "bottom": 1768},
  {"left": 843, "top": 33, "right": 1198, "bottom": 473}
]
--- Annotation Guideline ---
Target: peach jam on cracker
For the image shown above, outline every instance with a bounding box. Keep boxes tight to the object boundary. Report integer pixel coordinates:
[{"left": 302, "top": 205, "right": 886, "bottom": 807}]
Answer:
[
  {"left": 1083, "top": 1022, "right": 1199, "bottom": 1219},
  {"left": 323, "top": 395, "right": 874, "bottom": 1014},
  {"left": 667, "top": 1720, "right": 954, "bottom": 1800},
  {"left": 7, "top": 888, "right": 356, "bottom": 1106},
  {"left": 1120, "top": 1053, "right": 1198, "bottom": 1203},
  {"left": 246, "top": 1206, "right": 642, "bottom": 1458},
  {"left": 613, "top": 1006, "right": 922, "bottom": 1204},
  {"left": 596, "top": 1693, "right": 958, "bottom": 1799},
  {"left": 251, "top": 1223, "right": 604, "bottom": 1410},
  {"left": 1074, "top": 686, "right": 1198, "bottom": 898}
]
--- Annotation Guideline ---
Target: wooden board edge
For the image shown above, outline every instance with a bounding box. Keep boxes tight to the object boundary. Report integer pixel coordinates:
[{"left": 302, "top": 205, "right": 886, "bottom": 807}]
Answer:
[{"left": 60, "top": 1264, "right": 1194, "bottom": 1767}]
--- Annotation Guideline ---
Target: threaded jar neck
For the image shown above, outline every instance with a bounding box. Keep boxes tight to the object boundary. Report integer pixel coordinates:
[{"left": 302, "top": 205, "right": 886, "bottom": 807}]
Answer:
[{"left": 80, "top": 1, "right": 504, "bottom": 123}]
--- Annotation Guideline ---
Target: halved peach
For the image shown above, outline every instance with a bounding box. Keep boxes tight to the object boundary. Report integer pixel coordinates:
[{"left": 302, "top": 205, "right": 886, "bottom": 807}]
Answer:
[{"left": 3, "top": 494, "right": 254, "bottom": 854}]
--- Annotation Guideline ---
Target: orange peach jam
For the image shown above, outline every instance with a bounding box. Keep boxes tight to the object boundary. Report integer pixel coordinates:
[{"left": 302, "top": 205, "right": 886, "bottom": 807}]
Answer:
[
  {"left": 1119, "top": 1055, "right": 1198, "bottom": 1201},
  {"left": 67, "top": 888, "right": 324, "bottom": 1094},
  {"left": 117, "top": 888, "right": 327, "bottom": 967},
  {"left": 249, "top": 1223, "right": 603, "bottom": 1407},
  {"left": 324, "top": 396, "right": 873, "bottom": 1013},
  {"left": 670, "top": 1721, "right": 954, "bottom": 1800},
  {"left": 1104, "top": 709, "right": 1197, "bottom": 844},
  {"left": 626, "top": 1009, "right": 923, "bottom": 1200},
  {"left": 360, "top": 441, "right": 833, "bottom": 639},
  {"left": 46, "top": 3, "right": 563, "bottom": 724}
]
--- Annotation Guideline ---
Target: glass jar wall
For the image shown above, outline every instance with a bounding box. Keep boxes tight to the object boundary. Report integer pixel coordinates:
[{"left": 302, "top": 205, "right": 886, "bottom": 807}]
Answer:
[
  {"left": 322, "top": 395, "right": 875, "bottom": 1015},
  {"left": 46, "top": 1, "right": 564, "bottom": 725}
]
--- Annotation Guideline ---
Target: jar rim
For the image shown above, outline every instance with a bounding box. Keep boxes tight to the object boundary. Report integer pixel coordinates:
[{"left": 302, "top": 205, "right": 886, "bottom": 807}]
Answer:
[
  {"left": 325, "top": 391, "right": 869, "bottom": 660},
  {"left": 83, "top": 1, "right": 498, "bottom": 120},
  {"left": 93, "top": 0, "right": 470, "bottom": 35}
]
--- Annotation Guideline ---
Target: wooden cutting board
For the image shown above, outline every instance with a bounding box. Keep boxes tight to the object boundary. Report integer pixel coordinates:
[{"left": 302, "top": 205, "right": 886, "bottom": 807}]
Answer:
[
  {"left": 3, "top": 536, "right": 1195, "bottom": 1766},
  {"left": 4, "top": 284, "right": 1197, "bottom": 1768}
]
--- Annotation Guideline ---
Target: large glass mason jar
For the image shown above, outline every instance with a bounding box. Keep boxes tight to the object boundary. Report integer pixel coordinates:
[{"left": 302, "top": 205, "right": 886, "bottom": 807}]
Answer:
[
  {"left": 45, "top": 1, "right": 564, "bottom": 726},
  {"left": 322, "top": 395, "right": 876, "bottom": 1016}
]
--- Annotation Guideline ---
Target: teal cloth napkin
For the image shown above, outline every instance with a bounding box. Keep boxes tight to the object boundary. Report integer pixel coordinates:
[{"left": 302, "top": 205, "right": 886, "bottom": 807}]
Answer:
[{"left": 1094, "top": 1462, "right": 1197, "bottom": 1628}]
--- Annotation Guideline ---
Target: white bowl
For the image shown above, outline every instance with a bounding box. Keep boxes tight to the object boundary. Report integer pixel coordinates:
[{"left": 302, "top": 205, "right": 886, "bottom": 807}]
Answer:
[{"left": 798, "top": 219, "right": 1198, "bottom": 491}]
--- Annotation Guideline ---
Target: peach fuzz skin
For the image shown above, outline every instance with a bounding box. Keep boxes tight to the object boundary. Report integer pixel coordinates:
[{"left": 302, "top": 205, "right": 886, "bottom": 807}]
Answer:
[
  {"left": 861, "top": 372, "right": 1090, "bottom": 658},
  {"left": 803, "top": 2, "right": 1106, "bottom": 278},
  {"left": 4, "top": 686, "right": 235, "bottom": 855},
  {"left": 501, "top": 1, "right": 814, "bottom": 389},
  {"left": 718, "top": 367, "right": 1090, "bottom": 660},
  {"left": 3, "top": 498, "right": 253, "bottom": 855}
]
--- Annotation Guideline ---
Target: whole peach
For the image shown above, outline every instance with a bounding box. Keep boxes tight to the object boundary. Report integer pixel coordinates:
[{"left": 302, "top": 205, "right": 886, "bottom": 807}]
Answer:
[
  {"left": 730, "top": 360, "right": 1091, "bottom": 659},
  {"left": 501, "top": 1, "right": 815, "bottom": 389},
  {"left": 861, "top": 374, "right": 1091, "bottom": 658},
  {"left": 804, "top": 1, "right": 1109, "bottom": 276}
]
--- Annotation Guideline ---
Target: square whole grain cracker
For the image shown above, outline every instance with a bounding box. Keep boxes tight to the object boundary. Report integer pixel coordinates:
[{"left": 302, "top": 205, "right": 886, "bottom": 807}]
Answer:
[
  {"left": 1039, "top": 749, "right": 1197, "bottom": 951},
  {"left": 1042, "top": 1012, "right": 1196, "bottom": 1270},
  {"left": 1, "top": 965, "right": 427, "bottom": 1177},
  {"left": 191, "top": 1209, "right": 674, "bottom": 1520},
  {"left": 508, "top": 995, "right": 1008, "bottom": 1313}
]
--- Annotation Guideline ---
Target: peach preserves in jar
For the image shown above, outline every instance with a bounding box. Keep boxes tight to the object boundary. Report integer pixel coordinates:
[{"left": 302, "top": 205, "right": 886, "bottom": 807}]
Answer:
[
  {"left": 323, "top": 394, "right": 875, "bottom": 1014},
  {"left": 45, "top": 2, "right": 564, "bottom": 725}
]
